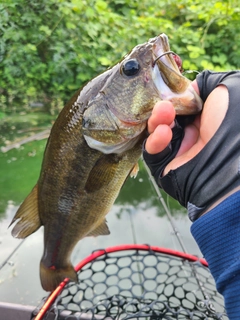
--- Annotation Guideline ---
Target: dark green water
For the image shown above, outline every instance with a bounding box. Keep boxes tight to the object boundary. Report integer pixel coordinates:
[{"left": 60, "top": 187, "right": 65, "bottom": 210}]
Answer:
[
  {"left": 0, "top": 140, "right": 46, "bottom": 217},
  {"left": 0, "top": 111, "right": 54, "bottom": 218}
]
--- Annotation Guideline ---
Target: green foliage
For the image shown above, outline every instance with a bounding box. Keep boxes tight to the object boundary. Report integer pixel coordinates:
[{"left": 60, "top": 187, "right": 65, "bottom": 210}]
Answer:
[{"left": 0, "top": 0, "right": 240, "bottom": 112}]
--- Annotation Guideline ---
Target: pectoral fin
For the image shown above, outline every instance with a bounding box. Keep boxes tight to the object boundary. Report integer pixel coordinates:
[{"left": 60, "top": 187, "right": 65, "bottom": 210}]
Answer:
[
  {"left": 130, "top": 163, "right": 139, "bottom": 178},
  {"left": 87, "top": 220, "right": 110, "bottom": 237},
  {"left": 85, "top": 154, "right": 119, "bottom": 193},
  {"left": 9, "top": 184, "right": 41, "bottom": 239}
]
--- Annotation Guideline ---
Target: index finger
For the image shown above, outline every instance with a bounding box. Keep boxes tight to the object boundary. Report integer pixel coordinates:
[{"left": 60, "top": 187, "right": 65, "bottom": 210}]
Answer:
[{"left": 148, "top": 101, "right": 176, "bottom": 134}]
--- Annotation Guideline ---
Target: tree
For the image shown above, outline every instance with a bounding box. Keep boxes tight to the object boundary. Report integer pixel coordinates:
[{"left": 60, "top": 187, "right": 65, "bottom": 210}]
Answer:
[{"left": 0, "top": 0, "right": 239, "bottom": 113}]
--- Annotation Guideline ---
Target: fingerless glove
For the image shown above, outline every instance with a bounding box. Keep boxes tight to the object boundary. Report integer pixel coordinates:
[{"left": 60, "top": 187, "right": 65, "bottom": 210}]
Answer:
[
  {"left": 142, "top": 119, "right": 184, "bottom": 186},
  {"left": 144, "top": 70, "right": 240, "bottom": 221}
]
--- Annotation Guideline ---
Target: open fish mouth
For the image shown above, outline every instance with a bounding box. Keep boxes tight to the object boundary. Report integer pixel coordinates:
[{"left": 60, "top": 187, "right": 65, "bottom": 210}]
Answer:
[
  {"left": 153, "top": 35, "right": 183, "bottom": 76},
  {"left": 154, "top": 50, "right": 183, "bottom": 74},
  {"left": 82, "top": 33, "right": 203, "bottom": 155},
  {"left": 151, "top": 33, "right": 202, "bottom": 114},
  {"left": 152, "top": 33, "right": 186, "bottom": 93}
]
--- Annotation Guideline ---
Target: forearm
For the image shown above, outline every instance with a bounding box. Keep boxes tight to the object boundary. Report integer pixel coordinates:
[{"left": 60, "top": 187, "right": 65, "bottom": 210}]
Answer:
[{"left": 191, "top": 191, "right": 240, "bottom": 319}]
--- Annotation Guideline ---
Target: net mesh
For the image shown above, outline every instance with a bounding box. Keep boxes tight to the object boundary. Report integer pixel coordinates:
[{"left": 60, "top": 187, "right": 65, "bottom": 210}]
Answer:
[{"left": 33, "top": 247, "right": 228, "bottom": 320}]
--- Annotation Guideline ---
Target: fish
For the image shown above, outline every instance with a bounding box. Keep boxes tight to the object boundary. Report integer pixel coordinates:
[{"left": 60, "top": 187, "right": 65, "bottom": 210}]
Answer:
[{"left": 9, "top": 33, "right": 202, "bottom": 292}]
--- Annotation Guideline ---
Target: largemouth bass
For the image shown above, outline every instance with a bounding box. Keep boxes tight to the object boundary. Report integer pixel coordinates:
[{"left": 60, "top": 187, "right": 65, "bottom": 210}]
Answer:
[{"left": 10, "top": 34, "right": 202, "bottom": 292}]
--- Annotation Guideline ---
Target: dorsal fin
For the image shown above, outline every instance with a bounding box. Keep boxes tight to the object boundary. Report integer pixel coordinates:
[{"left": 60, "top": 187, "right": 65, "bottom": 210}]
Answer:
[{"left": 9, "top": 184, "right": 41, "bottom": 238}]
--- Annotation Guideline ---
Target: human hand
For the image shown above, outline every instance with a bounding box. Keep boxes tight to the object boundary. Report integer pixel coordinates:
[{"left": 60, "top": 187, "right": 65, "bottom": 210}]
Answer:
[{"left": 145, "top": 80, "right": 228, "bottom": 176}]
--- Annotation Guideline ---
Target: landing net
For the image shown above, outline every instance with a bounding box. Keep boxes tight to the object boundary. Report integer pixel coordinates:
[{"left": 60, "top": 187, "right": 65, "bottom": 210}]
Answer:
[{"left": 33, "top": 244, "right": 228, "bottom": 320}]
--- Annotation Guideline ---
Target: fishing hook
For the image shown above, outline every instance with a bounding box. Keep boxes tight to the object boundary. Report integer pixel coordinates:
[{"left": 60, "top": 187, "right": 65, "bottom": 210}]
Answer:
[{"left": 153, "top": 50, "right": 176, "bottom": 66}]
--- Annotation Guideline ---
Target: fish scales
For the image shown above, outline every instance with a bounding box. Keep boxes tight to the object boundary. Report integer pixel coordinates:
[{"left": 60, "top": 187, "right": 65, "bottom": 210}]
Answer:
[{"left": 9, "top": 33, "right": 202, "bottom": 292}]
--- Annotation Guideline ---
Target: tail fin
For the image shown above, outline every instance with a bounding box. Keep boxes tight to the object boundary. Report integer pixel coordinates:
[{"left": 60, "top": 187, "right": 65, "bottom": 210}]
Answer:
[{"left": 40, "top": 261, "right": 78, "bottom": 292}]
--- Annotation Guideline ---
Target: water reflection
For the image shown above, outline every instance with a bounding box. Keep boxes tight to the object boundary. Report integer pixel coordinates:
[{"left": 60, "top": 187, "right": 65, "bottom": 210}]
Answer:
[
  {"left": 0, "top": 201, "right": 24, "bottom": 269},
  {"left": 0, "top": 139, "right": 183, "bottom": 221},
  {"left": 0, "top": 110, "right": 54, "bottom": 217},
  {"left": 116, "top": 161, "right": 185, "bottom": 217},
  {"left": 0, "top": 111, "right": 54, "bottom": 146},
  {"left": 0, "top": 141, "right": 47, "bottom": 217}
]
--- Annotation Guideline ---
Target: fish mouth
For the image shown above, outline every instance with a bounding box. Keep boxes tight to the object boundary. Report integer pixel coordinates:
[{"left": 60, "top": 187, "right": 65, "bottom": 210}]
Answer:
[
  {"left": 153, "top": 34, "right": 183, "bottom": 83},
  {"left": 152, "top": 34, "right": 202, "bottom": 114}
]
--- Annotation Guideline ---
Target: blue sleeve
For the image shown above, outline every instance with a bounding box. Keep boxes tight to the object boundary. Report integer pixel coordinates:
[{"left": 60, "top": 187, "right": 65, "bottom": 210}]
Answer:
[{"left": 191, "top": 191, "right": 240, "bottom": 319}]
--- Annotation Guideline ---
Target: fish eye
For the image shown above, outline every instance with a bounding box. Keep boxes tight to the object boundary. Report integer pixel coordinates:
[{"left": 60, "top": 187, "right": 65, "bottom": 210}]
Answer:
[{"left": 122, "top": 59, "right": 140, "bottom": 76}]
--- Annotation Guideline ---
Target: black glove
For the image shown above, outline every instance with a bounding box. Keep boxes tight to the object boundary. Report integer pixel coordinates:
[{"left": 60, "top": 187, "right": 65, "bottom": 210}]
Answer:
[
  {"left": 143, "top": 119, "right": 184, "bottom": 187},
  {"left": 143, "top": 70, "right": 240, "bottom": 221}
]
